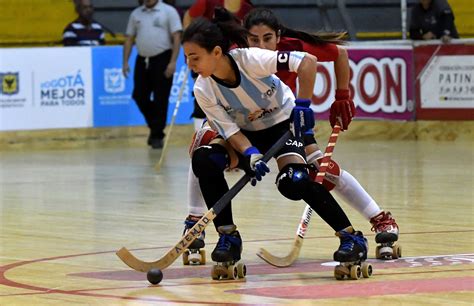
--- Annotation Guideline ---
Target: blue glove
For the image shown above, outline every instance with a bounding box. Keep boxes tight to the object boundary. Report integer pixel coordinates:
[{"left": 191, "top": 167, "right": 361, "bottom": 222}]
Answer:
[
  {"left": 291, "top": 99, "right": 315, "bottom": 139},
  {"left": 243, "top": 146, "right": 270, "bottom": 186}
]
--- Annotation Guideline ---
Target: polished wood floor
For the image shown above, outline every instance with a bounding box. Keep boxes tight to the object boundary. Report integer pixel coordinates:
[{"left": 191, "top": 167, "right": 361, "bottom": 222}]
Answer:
[{"left": 0, "top": 131, "right": 473, "bottom": 305}]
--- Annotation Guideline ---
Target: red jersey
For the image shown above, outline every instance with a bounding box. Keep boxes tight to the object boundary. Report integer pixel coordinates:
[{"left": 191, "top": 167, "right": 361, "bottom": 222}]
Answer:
[
  {"left": 188, "top": 0, "right": 253, "bottom": 21},
  {"left": 276, "top": 36, "right": 339, "bottom": 93}
]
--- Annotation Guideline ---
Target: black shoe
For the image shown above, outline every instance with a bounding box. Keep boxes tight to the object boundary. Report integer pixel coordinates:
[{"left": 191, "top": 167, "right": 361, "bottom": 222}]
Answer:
[{"left": 149, "top": 138, "right": 163, "bottom": 149}]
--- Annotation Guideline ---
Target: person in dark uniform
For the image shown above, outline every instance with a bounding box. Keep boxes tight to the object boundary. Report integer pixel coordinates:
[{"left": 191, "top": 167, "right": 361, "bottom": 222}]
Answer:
[
  {"left": 409, "top": 0, "right": 459, "bottom": 42},
  {"left": 123, "top": 0, "right": 183, "bottom": 149}
]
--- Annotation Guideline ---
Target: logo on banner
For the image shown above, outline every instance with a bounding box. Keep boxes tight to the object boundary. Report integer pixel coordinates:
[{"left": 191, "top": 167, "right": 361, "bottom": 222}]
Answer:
[
  {"left": 104, "top": 68, "right": 125, "bottom": 93},
  {"left": 40, "top": 70, "right": 86, "bottom": 106},
  {"left": 0, "top": 72, "right": 19, "bottom": 95}
]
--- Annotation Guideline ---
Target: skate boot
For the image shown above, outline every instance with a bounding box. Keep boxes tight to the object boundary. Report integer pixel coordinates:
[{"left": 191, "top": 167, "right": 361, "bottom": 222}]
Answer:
[
  {"left": 182, "top": 215, "right": 206, "bottom": 265},
  {"left": 370, "top": 211, "right": 401, "bottom": 260},
  {"left": 210, "top": 225, "right": 246, "bottom": 280},
  {"left": 333, "top": 228, "right": 373, "bottom": 280}
]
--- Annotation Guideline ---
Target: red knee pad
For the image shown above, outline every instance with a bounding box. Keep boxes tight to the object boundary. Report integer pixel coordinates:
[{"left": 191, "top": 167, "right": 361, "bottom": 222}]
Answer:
[
  {"left": 189, "top": 127, "right": 218, "bottom": 157},
  {"left": 309, "top": 158, "right": 341, "bottom": 191}
]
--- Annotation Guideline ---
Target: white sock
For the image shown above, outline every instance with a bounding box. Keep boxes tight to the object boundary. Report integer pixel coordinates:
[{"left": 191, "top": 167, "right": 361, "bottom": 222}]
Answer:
[
  {"left": 187, "top": 164, "right": 207, "bottom": 216},
  {"left": 334, "top": 170, "right": 382, "bottom": 220}
]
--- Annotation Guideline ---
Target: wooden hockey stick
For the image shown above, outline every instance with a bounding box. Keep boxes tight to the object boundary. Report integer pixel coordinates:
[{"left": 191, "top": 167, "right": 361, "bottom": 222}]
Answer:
[
  {"left": 257, "top": 125, "right": 341, "bottom": 267},
  {"left": 155, "top": 69, "right": 189, "bottom": 172},
  {"left": 117, "top": 130, "right": 292, "bottom": 272}
]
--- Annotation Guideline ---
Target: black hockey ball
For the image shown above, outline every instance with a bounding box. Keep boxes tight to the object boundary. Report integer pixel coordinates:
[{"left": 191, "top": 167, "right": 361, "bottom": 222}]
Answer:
[{"left": 147, "top": 268, "right": 163, "bottom": 285}]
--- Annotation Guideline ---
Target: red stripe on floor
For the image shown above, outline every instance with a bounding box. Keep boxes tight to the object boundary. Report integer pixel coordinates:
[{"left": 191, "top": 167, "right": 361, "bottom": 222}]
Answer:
[{"left": 228, "top": 276, "right": 474, "bottom": 299}]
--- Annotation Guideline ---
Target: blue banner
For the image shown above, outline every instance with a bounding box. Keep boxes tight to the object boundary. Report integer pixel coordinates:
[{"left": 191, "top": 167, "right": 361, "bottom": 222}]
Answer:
[{"left": 91, "top": 46, "right": 193, "bottom": 127}]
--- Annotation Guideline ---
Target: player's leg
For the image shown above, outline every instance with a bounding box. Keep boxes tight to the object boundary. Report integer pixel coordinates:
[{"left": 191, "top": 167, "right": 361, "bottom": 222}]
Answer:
[
  {"left": 184, "top": 164, "right": 207, "bottom": 250},
  {"left": 192, "top": 140, "right": 246, "bottom": 279},
  {"left": 260, "top": 124, "right": 369, "bottom": 267},
  {"left": 304, "top": 137, "right": 400, "bottom": 248}
]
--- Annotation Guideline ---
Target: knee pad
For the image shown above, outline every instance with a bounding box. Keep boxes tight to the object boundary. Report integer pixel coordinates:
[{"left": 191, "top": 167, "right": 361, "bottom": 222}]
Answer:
[
  {"left": 189, "top": 125, "right": 218, "bottom": 157},
  {"left": 192, "top": 144, "right": 229, "bottom": 178},
  {"left": 308, "top": 158, "right": 341, "bottom": 191},
  {"left": 275, "top": 164, "right": 310, "bottom": 201}
]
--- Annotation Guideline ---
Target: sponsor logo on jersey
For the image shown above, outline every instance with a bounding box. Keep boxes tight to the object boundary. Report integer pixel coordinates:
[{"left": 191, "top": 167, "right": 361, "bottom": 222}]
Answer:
[
  {"left": 0, "top": 72, "right": 19, "bottom": 95},
  {"left": 261, "top": 79, "right": 277, "bottom": 99},
  {"left": 248, "top": 106, "right": 278, "bottom": 121},
  {"left": 104, "top": 68, "right": 125, "bottom": 93}
]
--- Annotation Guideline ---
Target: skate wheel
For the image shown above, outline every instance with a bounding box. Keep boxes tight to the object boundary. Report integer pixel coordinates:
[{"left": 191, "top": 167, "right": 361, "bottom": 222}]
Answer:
[
  {"left": 375, "top": 246, "right": 382, "bottom": 259},
  {"left": 200, "top": 250, "right": 206, "bottom": 265},
  {"left": 334, "top": 264, "right": 348, "bottom": 280},
  {"left": 350, "top": 265, "right": 361, "bottom": 280},
  {"left": 334, "top": 269, "right": 344, "bottom": 280},
  {"left": 211, "top": 265, "right": 220, "bottom": 280},
  {"left": 227, "top": 264, "right": 238, "bottom": 280},
  {"left": 392, "top": 244, "right": 401, "bottom": 259},
  {"left": 182, "top": 250, "right": 190, "bottom": 265},
  {"left": 237, "top": 262, "right": 246, "bottom": 278},
  {"left": 361, "top": 262, "right": 373, "bottom": 278}
]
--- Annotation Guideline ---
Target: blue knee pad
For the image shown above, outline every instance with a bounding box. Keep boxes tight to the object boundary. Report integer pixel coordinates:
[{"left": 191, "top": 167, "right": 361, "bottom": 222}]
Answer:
[
  {"left": 275, "top": 164, "right": 310, "bottom": 201},
  {"left": 192, "top": 144, "right": 229, "bottom": 177}
]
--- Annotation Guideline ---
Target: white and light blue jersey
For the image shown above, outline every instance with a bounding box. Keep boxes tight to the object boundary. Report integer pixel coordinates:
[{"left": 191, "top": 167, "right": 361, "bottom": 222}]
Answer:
[{"left": 193, "top": 47, "right": 306, "bottom": 140}]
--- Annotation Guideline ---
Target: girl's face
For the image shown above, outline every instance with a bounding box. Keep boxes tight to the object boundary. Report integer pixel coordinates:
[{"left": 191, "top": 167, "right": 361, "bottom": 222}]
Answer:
[
  {"left": 183, "top": 42, "right": 222, "bottom": 77},
  {"left": 247, "top": 24, "right": 280, "bottom": 51}
]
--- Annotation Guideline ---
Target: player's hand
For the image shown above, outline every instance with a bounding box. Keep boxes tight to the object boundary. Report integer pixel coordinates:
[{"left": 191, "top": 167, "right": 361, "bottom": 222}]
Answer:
[
  {"left": 164, "top": 61, "right": 176, "bottom": 78},
  {"left": 329, "top": 89, "right": 355, "bottom": 131},
  {"left": 243, "top": 146, "right": 270, "bottom": 186},
  {"left": 291, "top": 98, "right": 315, "bottom": 138},
  {"left": 122, "top": 62, "right": 130, "bottom": 78}
]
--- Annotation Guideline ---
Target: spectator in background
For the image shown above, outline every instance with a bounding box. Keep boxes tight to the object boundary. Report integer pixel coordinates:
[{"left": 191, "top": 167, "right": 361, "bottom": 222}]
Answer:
[
  {"left": 183, "top": 0, "right": 254, "bottom": 130},
  {"left": 183, "top": 0, "right": 253, "bottom": 27},
  {"left": 409, "top": 0, "right": 459, "bottom": 42},
  {"left": 63, "top": 0, "right": 105, "bottom": 46},
  {"left": 123, "top": 0, "right": 182, "bottom": 149}
]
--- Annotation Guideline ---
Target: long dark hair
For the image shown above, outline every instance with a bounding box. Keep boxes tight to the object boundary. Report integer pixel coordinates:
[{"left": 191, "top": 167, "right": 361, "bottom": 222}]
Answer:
[
  {"left": 182, "top": 7, "right": 249, "bottom": 53},
  {"left": 243, "top": 8, "right": 346, "bottom": 45}
]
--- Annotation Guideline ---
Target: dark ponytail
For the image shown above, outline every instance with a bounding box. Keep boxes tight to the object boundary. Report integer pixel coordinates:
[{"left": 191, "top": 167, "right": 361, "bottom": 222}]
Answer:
[
  {"left": 244, "top": 8, "right": 346, "bottom": 45},
  {"left": 182, "top": 7, "right": 249, "bottom": 53}
]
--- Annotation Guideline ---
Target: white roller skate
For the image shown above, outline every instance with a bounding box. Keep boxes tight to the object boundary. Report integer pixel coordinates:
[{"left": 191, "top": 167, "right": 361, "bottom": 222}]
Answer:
[
  {"left": 333, "top": 229, "right": 373, "bottom": 280},
  {"left": 182, "top": 215, "right": 206, "bottom": 265},
  {"left": 370, "top": 211, "right": 401, "bottom": 260},
  {"left": 210, "top": 225, "right": 246, "bottom": 280}
]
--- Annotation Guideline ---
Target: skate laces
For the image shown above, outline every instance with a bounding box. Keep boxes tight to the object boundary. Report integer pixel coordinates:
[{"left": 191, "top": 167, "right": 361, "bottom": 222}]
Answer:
[
  {"left": 340, "top": 232, "right": 366, "bottom": 251},
  {"left": 371, "top": 213, "right": 396, "bottom": 233},
  {"left": 216, "top": 233, "right": 240, "bottom": 251}
]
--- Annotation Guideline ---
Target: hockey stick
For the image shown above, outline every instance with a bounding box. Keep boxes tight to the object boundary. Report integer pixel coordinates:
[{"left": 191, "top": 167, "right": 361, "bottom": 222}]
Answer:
[
  {"left": 257, "top": 124, "right": 341, "bottom": 267},
  {"left": 155, "top": 68, "right": 189, "bottom": 172},
  {"left": 117, "top": 130, "right": 292, "bottom": 272}
]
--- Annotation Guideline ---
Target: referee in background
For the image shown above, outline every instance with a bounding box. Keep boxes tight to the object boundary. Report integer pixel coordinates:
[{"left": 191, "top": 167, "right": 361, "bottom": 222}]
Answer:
[{"left": 123, "top": 0, "right": 182, "bottom": 149}]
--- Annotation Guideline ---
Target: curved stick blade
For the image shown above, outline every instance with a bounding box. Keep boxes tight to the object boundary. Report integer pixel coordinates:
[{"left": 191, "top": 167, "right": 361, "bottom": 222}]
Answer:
[
  {"left": 116, "top": 247, "right": 175, "bottom": 272},
  {"left": 257, "top": 237, "right": 303, "bottom": 267}
]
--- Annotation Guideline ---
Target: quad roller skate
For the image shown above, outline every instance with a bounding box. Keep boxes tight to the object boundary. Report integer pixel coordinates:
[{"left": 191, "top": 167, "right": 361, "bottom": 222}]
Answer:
[
  {"left": 370, "top": 211, "right": 401, "bottom": 260},
  {"left": 210, "top": 225, "right": 246, "bottom": 280},
  {"left": 182, "top": 215, "right": 206, "bottom": 265},
  {"left": 333, "top": 229, "right": 373, "bottom": 280}
]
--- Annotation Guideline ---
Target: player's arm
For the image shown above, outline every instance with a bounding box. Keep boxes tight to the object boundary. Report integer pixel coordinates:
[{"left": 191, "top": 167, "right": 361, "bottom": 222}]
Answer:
[
  {"left": 296, "top": 53, "right": 317, "bottom": 99},
  {"left": 334, "top": 46, "right": 350, "bottom": 91},
  {"left": 227, "top": 131, "right": 252, "bottom": 155}
]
